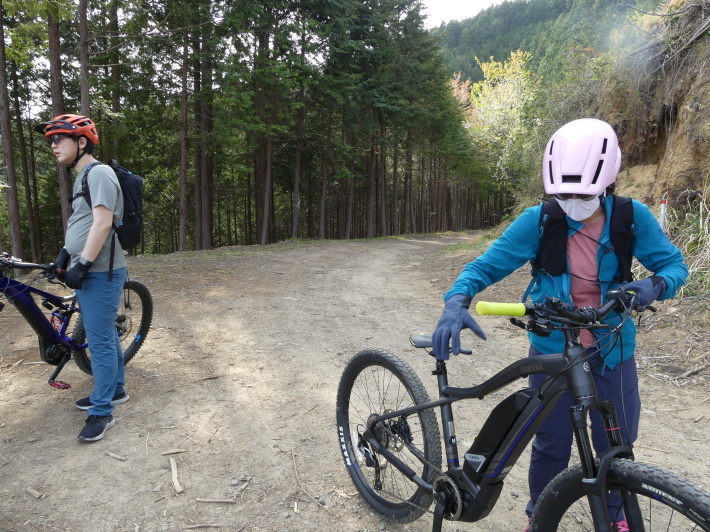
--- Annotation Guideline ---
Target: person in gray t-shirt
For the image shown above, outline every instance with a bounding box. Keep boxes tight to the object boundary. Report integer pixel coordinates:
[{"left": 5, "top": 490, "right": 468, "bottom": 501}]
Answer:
[{"left": 36, "top": 114, "right": 129, "bottom": 443}]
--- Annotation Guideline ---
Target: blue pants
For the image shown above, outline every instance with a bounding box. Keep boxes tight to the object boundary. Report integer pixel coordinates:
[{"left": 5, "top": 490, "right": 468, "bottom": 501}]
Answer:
[
  {"left": 525, "top": 345, "right": 641, "bottom": 518},
  {"left": 74, "top": 268, "right": 127, "bottom": 417}
]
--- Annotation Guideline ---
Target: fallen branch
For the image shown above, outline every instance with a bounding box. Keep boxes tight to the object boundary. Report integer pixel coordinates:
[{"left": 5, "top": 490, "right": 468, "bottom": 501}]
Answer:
[
  {"left": 678, "top": 364, "right": 707, "bottom": 379},
  {"left": 658, "top": 396, "right": 710, "bottom": 413},
  {"left": 291, "top": 448, "right": 329, "bottom": 512},
  {"left": 138, "top": 402, "right": 172, "bottom": 419},
  {"left": 634, "top": 444, "right": 670, "bottom": 454},
  {"left": 26, "top": 487, "right": 44, "bottom": 499},
  {"left": 105, "top": 451, "right": 128, "bottom": 461},
  {"left": 161, "top": 449, "right": 188, "bottom": 456},
  {"left": 195, "top": 498, "right": 237, "bottom": 504},
  {"left": 170, "top": 457, "right": 185, "bottom": 494},
  {"left": 181, "top": 433, "right": 201, "bottom": 445},
  {"left": 185, "top": 525, "right": 223, "bottom": 530}
]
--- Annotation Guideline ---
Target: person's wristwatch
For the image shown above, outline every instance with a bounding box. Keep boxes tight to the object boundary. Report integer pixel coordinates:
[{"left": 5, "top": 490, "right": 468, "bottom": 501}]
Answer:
[{"left": 78, "top": 256, "right": 93, "bottom": 268}]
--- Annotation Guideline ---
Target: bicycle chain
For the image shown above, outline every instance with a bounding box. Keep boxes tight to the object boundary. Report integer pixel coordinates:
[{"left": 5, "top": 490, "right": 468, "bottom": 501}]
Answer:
[{"left": 368, "top": 433, "right": 463, "bottom": 518}]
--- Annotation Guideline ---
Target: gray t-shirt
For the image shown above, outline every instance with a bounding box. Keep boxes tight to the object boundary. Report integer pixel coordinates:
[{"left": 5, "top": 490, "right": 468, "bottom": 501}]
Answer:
[{"left": 65, "top": 163, "right": 127, "bottom": 272}]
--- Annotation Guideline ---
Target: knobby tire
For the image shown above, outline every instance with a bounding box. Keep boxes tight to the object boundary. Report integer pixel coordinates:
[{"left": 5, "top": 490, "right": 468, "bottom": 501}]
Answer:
[
  {"left": 72, "top": 279, "right": 153, "bottom": 375},
  {"left": 531, "top": 458, "right": 710, "bottom": 531},
  {"left": 335, "top": 348, "right": 442, "bottom": 523}
]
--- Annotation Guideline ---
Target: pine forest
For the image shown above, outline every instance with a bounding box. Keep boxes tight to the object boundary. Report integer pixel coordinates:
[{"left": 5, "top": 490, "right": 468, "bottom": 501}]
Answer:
[{"left": 0, "top": 0, "right": 708, "bottom": 267}]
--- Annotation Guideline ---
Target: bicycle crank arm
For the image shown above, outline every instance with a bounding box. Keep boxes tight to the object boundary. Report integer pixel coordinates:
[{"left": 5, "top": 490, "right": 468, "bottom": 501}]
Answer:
[
  {"left": 47, "top": 352, "right": 72, "bottom": 389},
  {"left": 363, "top": 432, "right": 434, "bottom": 492}
]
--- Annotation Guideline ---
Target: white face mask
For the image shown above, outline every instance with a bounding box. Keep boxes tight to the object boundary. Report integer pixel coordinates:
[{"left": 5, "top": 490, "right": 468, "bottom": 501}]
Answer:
[{"left": 556, "top": 197, "right": 601, "bottom": 222}]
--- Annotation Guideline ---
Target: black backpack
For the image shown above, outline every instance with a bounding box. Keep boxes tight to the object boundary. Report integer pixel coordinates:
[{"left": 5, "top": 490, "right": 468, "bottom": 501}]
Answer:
[
  {"left": 533, "top": 194, "right": 635, "bottom": 282},
  {"left": 75, "top": 159, "right": 144, "bottom": 251}
]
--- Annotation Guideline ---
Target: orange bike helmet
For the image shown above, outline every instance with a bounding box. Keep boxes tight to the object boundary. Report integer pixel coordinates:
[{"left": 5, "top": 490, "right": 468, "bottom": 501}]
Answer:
[{"left": 35, "top": 114, "right": 100, "bottom": 145}]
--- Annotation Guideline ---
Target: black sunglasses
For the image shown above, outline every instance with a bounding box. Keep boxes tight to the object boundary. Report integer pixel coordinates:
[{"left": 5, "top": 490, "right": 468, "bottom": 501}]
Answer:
[
  {"left": 554, "top": 193, "right": 598, "bottom": 202},
  {"left": 46, "top": 134, "right": 74, "bottom": 146}
]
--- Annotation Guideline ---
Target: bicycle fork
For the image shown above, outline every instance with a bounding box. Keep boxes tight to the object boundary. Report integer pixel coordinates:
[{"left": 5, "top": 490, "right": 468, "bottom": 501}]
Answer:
[{"left": 566, "top": 344, "right": 634, "bottom": 532}]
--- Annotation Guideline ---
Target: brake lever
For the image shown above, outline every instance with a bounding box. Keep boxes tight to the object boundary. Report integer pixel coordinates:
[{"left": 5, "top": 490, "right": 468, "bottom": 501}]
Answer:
[
  {"left": 609, "top": 289, "right": 657, "bottom": 314},
  {"left": 622, "top": 291, "right": 657, "bottom": 314},
  {"left": 635, "top": 303, "right": 657, "bottom": 313},
  {"left": 44, "top": 265, "right": 66, "bottom": 285}
]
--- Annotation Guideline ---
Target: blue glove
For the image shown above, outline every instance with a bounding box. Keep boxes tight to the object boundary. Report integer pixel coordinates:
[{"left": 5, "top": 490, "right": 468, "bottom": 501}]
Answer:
[
  {"left": 63, "top": 261, "right": 92, "bottom": 289},
  {"left": 620, "top": 276, "right": 667, "bottom": 309},
  {"left": 432, "top": 294, "right": 486, "bottom": 360}
]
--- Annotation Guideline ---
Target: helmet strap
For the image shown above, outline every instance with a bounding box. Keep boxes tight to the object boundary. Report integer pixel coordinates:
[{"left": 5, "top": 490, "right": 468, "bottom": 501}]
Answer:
[{"left": 67, "top": 137, "right": 88, "bottom": 170}]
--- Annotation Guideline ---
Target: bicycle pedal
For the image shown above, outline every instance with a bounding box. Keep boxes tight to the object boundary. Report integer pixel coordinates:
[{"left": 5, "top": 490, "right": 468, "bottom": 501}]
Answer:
[{"left": 48, "top": 380, "right": 71, "bottom": 389}]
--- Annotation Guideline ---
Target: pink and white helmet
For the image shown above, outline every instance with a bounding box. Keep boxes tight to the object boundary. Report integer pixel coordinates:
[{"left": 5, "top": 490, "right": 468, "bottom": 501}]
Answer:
[{"left": 543, "top": 118, "right": 621, "bottom": 197}]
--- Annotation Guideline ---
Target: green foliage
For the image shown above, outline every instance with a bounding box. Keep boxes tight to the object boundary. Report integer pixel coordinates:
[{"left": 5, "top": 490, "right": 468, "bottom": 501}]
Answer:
[
  {"left": 439, "top": 0, "right": 710, "bottom": 298},
  {"left": 2, "top": 0, "right": 494, "bottom": 255},
  {"left": 466, "top": 51, "right": 543, "bottom": 199},
  {"left": 432, "top": 0, "right": 569, "bottom": 81}
]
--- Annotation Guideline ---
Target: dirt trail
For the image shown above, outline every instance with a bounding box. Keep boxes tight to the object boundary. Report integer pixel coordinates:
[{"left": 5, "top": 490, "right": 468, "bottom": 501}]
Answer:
[{"left": 0, "top": 234, "right": 707, "bottom": 531}]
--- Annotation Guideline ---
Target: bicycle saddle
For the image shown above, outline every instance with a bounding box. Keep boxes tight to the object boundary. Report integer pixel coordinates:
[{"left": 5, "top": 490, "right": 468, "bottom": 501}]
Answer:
[{"left": 409, "top": 333, "right": 473, "bottom": 355}]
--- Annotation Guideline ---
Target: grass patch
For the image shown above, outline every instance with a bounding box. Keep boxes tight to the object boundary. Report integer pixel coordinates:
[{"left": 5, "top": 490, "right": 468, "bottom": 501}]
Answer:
[{"left": 664, "top": 179, "right": 710, "bottom": 297}]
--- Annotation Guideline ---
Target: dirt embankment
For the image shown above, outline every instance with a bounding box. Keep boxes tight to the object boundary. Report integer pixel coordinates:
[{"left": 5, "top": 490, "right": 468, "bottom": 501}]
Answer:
[
  {"left": 0, "top": 235, "right": 708, "bottom": 531},
  {"left": 620, "top": 3, "right": 710, "bottom": 207}
]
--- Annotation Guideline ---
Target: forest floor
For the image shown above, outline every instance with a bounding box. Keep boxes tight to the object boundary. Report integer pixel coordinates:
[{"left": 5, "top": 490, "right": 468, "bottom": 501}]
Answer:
[{"left": 0, "top": 233, "right": 708, "bottom": 532}]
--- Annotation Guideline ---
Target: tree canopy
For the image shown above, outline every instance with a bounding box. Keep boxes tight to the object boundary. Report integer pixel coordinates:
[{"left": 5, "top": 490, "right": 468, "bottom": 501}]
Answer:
[{"left": 0, "top": 0, "right": 492, "bottom": 260}]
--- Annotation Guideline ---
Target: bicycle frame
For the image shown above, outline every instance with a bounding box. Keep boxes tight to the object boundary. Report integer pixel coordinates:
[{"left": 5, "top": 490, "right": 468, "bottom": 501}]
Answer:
[
  {"left": 362, "top": 335, "right": 632, "bottom": 531},
  {"left": 0, "top": 271, "right": 86, "bottom": 385}
]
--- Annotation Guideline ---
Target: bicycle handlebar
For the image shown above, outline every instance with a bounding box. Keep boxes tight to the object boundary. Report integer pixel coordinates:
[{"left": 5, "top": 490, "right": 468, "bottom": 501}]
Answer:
[
  {"left": 0, "top": 253, "right": 58, "bottom": 275},
  {"left": 475, "top": 301, "right": 527, "bottom": 317},
  {"left": 476, "top": 288, "right": 649, "bottom": 335}
]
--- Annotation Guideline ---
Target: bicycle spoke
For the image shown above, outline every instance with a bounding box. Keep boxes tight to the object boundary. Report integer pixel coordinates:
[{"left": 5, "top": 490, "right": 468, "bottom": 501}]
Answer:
[{"left": 337, "top": 351, "right": 442, "bottom": 522}]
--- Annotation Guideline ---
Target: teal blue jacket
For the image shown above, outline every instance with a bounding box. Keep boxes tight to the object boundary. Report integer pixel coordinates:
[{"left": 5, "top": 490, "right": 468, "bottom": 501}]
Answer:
[{"left": 445, "top": 195, "right": 688, "bottom": 369}]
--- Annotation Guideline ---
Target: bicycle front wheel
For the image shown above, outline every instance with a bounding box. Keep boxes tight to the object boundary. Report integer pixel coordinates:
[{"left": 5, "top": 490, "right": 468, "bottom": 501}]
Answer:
[
  {"left": 531, "top": 459, "right": 710, "bottom": 531},
  {"left": 72, "top": 279, "right": 153, "bottom": 375},
  {"left": 335, "top": 348, "right": 442, "bottom": 523}
]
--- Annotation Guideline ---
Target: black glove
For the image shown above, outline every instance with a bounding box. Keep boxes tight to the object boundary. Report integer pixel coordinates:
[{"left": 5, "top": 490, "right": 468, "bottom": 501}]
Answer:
[
  {"left": 54, "top": 248, "right": 70, "bottom": 270},
  {"left": 432, "top": 294, "right": 486, "bottom": 360},
  {"left": 620, "top": 276, "right": 667, "bottom": 309},
  {"left": 63, "top": 261, "right": 92, "bottom": 289}
]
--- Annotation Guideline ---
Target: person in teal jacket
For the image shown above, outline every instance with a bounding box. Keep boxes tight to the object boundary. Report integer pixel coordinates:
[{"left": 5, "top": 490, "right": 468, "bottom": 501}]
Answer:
[{"left": 433, "top": 118, "right": 688, "bottom": 532}]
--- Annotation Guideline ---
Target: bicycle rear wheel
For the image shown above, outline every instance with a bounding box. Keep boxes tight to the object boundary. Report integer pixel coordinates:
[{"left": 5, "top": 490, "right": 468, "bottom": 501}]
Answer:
[
  {"left": 72, "top": 279, "right": 153, "bottom": 375},
  {"left": 335, "top": 348, "right": 442, "bottom": 523},
  {"left": 531, "top": 458, "right": 710, "bottom": 531}
]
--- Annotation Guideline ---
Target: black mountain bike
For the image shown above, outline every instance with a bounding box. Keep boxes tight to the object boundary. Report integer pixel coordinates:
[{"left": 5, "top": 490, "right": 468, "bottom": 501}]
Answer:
[
  {"left": 0, "top": 253, "right": 152, "bottom": 388},
  {"left": 336, "top": 288, "right": 710, "bottom": 531}
]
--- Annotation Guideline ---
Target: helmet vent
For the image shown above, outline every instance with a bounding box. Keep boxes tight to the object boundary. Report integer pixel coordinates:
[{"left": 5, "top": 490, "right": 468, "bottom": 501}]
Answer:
[
  {"left": 562, "top": 175, "right": 582, "bottom": 183},
  {"left": 601, "top": 138, "right": 608, "bottom": 154},
  {"left": 549, "top": 140, "right": 555, "bottom": 155},
  {"left": 548, "top": 161, "right": 554, "bottom": 183},
  {"left": 591, "top": 160, "right": 604, "bottom": 184}
]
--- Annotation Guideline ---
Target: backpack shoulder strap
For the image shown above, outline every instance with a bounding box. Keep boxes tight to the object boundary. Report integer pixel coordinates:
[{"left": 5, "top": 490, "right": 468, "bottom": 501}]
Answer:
[
  {"left": 533, "top": 199, "right": 568, "bottom": 277},
  {"left": 68, "top": 162, "right": 102, "bottom": 208},
  {"left": 522, "top": 199, "right": 568, "bottom": 302},
  {"left": 608, "top": 194, "right": 635, "bottom": 283}
]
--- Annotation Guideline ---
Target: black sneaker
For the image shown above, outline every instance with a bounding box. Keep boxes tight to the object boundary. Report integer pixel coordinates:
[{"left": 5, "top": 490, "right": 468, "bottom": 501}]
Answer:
[
  {"left": 77, "top": 415, "right": 115, "bottom": 442},
  {"left": 75, "top": 392, "right": 129, "bottom": 411}
]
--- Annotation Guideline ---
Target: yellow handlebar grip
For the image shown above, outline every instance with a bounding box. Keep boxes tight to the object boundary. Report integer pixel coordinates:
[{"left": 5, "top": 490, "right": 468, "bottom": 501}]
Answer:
[{"left": 476, "top": 301, "right": 527, "bottom": 317}]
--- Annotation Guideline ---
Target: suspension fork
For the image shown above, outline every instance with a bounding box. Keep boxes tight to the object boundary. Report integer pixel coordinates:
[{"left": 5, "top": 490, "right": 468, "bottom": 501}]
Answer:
[{"left": 565, "top": 340, "right": 631, "bottom": 532}]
